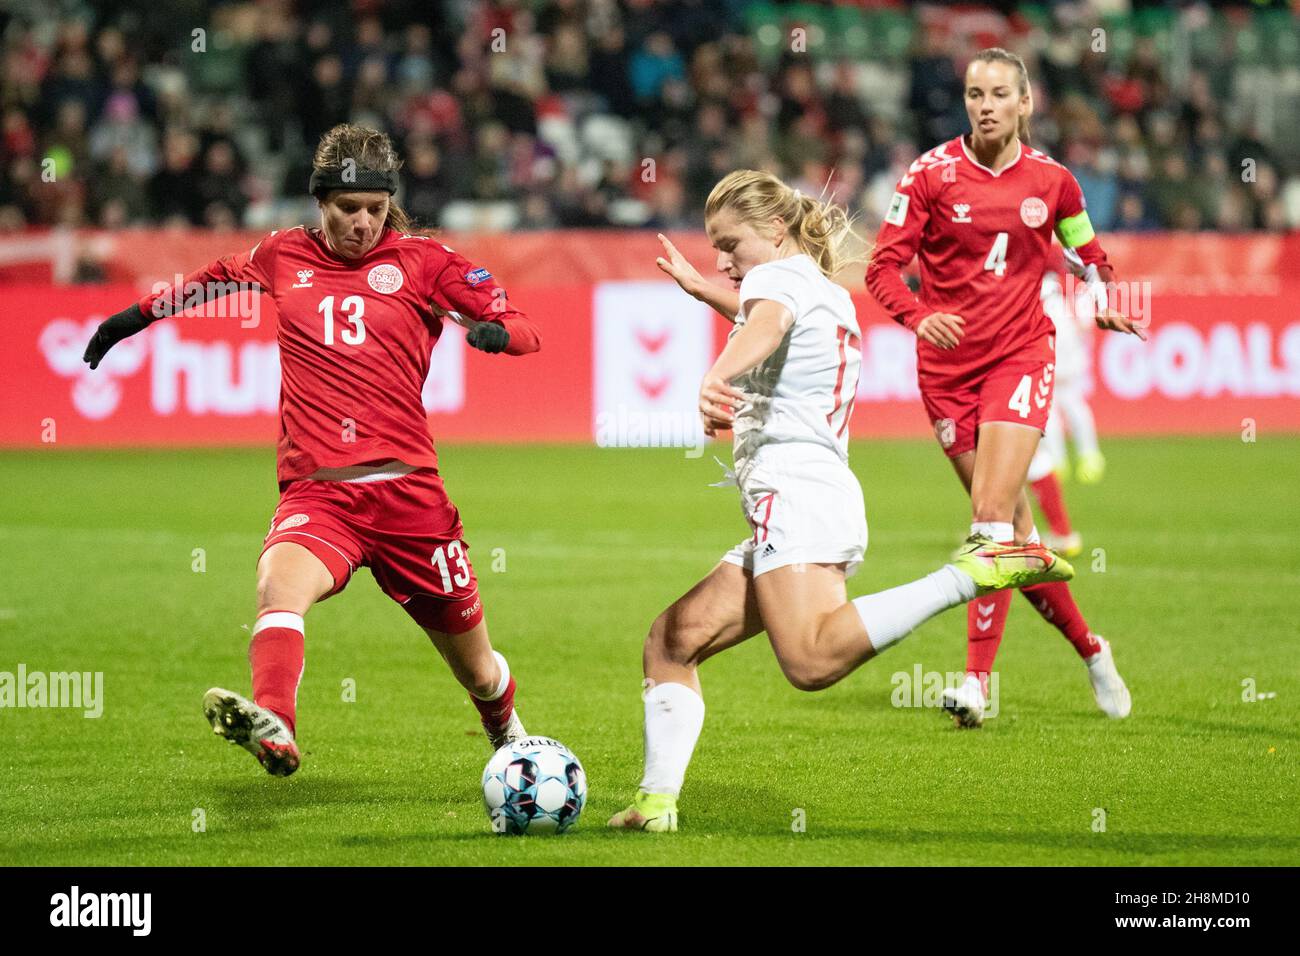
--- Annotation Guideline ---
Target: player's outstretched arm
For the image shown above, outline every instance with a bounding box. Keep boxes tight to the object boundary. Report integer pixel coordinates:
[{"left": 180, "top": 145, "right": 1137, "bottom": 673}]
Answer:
[
  {"left": 1057, "top": 182, "right": 1147, "bottom": 341},
  {"left": 865, "top": 178, "right": 933, "bottom": 331},
  {"left": 433, "top": 251, "right": 540, "bottom": 355},
  {"left": 656, "top": 233, "right": 740, "bottom": 321},
  {"left": 82, "top": 303, "right": 151, "bottom": 370},
  {"left": 83, "top": 234, "right": 280, "bottom": 370},
  {"left": 697, "top": 299, "right": 791, "bottom": 435}
]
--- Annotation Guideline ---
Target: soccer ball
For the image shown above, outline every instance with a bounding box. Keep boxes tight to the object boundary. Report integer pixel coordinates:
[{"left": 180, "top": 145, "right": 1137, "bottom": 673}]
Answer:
[{"left": 482, "top": 736, "right": 587, "bottom": 835}]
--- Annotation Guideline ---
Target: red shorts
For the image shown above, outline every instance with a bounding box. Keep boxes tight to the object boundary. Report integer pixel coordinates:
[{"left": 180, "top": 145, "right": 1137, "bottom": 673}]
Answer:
[
  {"left": 919, "top": 339, "right": 1056, "bottom": 459},
  {"left": 259, "top": 469, "right": 484, "bottom": 634}
]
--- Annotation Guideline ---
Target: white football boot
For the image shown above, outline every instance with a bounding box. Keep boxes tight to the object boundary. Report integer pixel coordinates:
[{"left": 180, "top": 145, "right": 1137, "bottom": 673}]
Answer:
[
  {"left": 484, "top": 709, "right": 528, "bottom": 752},
  {"left": 1084, "top": 636, "right": 1131, "bottom": 718},
  {"left": 941, "top": 674, "right": 987, "bottom": 729},
  {"left": 203, "top": 687, "right": 300, "bottom": 776}
]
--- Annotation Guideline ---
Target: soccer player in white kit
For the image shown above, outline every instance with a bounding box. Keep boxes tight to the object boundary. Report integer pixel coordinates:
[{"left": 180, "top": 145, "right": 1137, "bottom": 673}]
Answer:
[{"left": 609, "top": 170, "right": 1072, "bottom": 832}]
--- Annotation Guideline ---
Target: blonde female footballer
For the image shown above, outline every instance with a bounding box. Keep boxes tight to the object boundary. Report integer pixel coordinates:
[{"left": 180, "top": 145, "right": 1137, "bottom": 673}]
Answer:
[{"left": 609, "top": 170, "right": 1069, "bottom": 832}]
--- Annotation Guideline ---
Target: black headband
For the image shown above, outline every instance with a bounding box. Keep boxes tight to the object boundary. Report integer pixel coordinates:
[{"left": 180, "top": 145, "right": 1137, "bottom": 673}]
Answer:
[{"left": 309, "top": 167, "right": 399, "bottom": 197}]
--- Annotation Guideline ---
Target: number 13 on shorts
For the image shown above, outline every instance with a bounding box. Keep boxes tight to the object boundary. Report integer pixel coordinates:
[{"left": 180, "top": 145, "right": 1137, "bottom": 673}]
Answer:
[{"left": 431, "top": 540, "right": 471, "bottom": 592}]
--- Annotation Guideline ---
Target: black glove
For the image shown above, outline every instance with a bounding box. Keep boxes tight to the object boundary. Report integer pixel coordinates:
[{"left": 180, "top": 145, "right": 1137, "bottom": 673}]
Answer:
[
  {"left": 83, "top": 304, "right": 152, "bottom": 370},
  {"left": 466, "top": 321, "right": 510, "bottom": 354}
]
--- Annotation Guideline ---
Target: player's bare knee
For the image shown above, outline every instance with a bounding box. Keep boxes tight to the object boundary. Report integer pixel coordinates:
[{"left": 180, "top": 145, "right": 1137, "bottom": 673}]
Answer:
[
  {"left": 782, "top": 663, "right": 834, "bottom": 693},
  {"left": 777, "top": 649, "right": 835, "bottom": 692},
  {"left": 464, "top": 665, "right": 499, "bottom": 700},
  {"left": 648, "top": 609, "right": 715, "bottom": 668},
  {"left": 255, "top": 574, "right": 287, "bottom": 616}
]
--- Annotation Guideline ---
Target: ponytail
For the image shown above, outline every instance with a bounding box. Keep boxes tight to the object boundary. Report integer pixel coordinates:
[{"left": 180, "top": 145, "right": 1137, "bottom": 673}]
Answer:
[
  {"left": 705, "top": 170, "right": 858, "bottom": 278},
  {"left": 790, "top": 190, "right": 856, "bottom": 278}
]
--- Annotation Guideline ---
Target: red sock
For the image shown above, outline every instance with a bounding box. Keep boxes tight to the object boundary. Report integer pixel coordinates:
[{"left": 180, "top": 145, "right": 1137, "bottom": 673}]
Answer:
[
  {"left": 1030, "top": 474, "right": 1072, "bottom": 536},
  {"left": 471, "top": 676, "right": 516, "bottom": 731},
  {"left": 1021, "top": 582, "right": 1101, "bottom": 659},
  {"left": 248, "top": 611, "right": 305, "bottom": 736},
  {"left": 966, "top": 589, "right": 1013, "bottom": 695}
]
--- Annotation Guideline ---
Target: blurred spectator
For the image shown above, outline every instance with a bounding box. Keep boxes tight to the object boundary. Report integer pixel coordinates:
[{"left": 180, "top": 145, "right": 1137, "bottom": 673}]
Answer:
[
  {"left": 88, "top": 145, "right": 148, "bottom": 225},
  {"left": 87, "top": 91, "right": 157, "bottom": 179},
  {"left": 630, "top": 32, "right": 684, "bottom": 104},
  {"left": 1, "top": 1, "right": 1296, "bottom": 234},
  {"left": 148, "top": 129, "right": 200, "bottom": 223},
  {"left": 1115, "top": 192, "right": 1160, "bottom": 232},
  {"left": 1066, "top": 141, "right": 1118, "bottom": 233}
]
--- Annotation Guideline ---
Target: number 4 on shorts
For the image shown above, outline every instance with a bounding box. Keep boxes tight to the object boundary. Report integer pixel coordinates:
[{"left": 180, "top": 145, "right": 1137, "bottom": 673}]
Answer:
[{"left": 1008, "top": 374, "right": 1032, "bottom": 418}]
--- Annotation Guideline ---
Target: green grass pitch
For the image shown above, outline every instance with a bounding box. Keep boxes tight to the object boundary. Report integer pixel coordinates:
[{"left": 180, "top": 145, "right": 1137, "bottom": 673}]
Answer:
[{"left": 1, "top": 437, "right": 1296, "bottom": 866}]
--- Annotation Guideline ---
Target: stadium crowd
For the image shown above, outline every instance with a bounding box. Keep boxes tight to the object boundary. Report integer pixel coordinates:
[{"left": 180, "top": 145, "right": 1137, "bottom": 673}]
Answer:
[{"left": 2, "top": 0, "right": 1298, "bottom": 235}]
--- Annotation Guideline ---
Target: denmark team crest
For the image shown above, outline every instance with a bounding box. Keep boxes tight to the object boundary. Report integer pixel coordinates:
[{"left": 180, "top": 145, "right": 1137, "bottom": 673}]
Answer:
[
  {"left": 1019, "top": 197, "right": 1048, "bottom": 228},
  {"left": 367, "top": 263, "right": 404, "bottom": 294}
]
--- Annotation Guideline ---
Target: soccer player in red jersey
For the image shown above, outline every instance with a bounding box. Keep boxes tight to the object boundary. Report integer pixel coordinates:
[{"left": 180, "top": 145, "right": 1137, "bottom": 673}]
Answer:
[
  {"left": 81, "top": 125, "right": 541, "bottom": 775},
  {"left": 866, "top": 49, "right": 1138, "bottom": 726}
]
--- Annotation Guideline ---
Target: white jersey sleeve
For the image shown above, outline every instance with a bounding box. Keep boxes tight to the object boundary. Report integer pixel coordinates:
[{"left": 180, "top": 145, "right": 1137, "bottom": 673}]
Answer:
[{"left": 738, "top": 261, "right": 806, "bottom": 322}]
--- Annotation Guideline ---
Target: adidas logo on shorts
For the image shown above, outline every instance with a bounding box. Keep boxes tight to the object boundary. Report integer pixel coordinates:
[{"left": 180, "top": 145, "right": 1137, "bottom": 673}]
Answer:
[{"left": 760, "top": 543, "right": 777, "bottom": 558}]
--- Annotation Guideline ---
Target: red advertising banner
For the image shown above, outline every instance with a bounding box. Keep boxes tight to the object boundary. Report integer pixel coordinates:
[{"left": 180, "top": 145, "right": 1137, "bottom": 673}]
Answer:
[{"left": 2, "top": 231, "right": 1298, "bottom": 449}]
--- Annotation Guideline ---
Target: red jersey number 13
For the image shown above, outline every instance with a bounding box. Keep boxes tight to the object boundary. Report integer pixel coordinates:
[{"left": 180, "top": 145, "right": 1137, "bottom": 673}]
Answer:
[{"left": 319, "top": 294, "right": 367, "bottom": 346}]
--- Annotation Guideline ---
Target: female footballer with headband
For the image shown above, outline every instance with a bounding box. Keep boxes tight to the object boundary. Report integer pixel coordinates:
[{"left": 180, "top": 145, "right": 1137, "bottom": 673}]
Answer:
[
  {"left": 82, "top": 124, "right": 540, "bottom": 776},
  {"left": 866, "top": 49, "right": 1138, "bottom": 726}
]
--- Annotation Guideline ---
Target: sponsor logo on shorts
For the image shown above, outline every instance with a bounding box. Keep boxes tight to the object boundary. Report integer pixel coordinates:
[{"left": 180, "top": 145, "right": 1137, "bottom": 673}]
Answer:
[
  {"left": 367, "top": 263, "right": 404, "bottom": 294},
  {"left": 460, "top": 596, "right": 482, "bottom": 619},
  {"left": 464, "top": 267, "right": 492, "bottom": 286},
  {"left": 1020, "top": 197, "right": 1048, "bottom": 228},
  {"left": 276, "top": 513, "right": 310, "bottom": 532},
  {"left": 934, "top": 417, "right": 956, "bottom": 449},
  {"left": 759, "top": 542, "right": 777, "bottom": 558}
]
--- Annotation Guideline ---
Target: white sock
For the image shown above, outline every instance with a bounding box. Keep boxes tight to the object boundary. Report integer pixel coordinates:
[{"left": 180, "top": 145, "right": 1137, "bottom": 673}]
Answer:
[
  {"left": 639, "top": 682, "right": 704, "bottom": 798},
  {"left": 471, "top": 650, "right": 510, "bottom": 701},
  {"left": 852, "top": 565, "right": 977, "bottom": 653},
  {"left": 971, "top": 521, "right": 1014, "bottom": 542}
]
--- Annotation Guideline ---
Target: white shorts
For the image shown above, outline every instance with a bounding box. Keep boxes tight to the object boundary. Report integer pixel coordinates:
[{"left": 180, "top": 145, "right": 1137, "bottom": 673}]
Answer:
[{"left": 720, "top": 445, "right": 868, "bottom": 578}]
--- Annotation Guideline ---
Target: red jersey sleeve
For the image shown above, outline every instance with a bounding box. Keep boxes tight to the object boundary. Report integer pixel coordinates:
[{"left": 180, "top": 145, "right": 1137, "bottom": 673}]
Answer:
[
  {"left": 865, "top": 169, "right": 933, "bottom": 331},
  {"left": 1055, "top": 169, "right": 1114, "bottom": 281},
  {"left": 426, "top": 246, "right": 541, "bottom": 356},
  {"left": 137, "top": 231, "right": 281, "bottom": 320}
]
